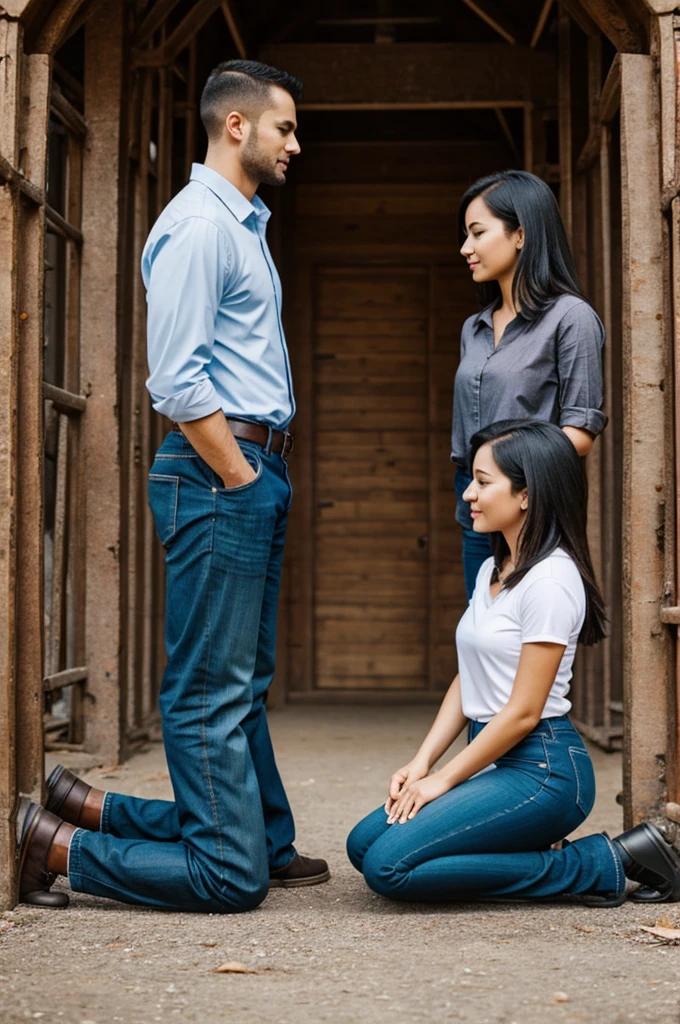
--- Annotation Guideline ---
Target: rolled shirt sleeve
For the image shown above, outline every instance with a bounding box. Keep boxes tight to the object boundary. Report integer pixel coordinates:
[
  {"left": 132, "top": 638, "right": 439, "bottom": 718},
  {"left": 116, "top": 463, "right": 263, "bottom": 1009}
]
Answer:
[
  {"left": 144, "top": 216, "right": 228, "bottom": 423},
  {"left": 556, "top": 303, "right": 608, "bottom": 437}
]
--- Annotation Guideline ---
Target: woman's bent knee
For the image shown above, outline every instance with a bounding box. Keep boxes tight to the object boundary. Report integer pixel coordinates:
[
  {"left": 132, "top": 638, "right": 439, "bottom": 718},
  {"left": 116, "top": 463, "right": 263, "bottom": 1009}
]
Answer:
[{"left": 361, "top": 845, "right": 404, "bottom": 899}]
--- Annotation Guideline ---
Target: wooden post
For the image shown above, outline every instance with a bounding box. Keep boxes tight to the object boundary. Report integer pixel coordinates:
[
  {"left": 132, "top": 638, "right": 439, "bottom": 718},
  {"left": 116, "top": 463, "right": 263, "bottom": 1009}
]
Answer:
[
  {"left": 558, "top": 6, "right": 573, "bottom": 239},
  {"left": 620, "top": 54, "right": 670, "bottom": 825},
  {"left": 0, "top": 16, "right": 50, "bottom": 907},
  {"left": 80, "top": 0, "right": 125, "bottom": 762}
]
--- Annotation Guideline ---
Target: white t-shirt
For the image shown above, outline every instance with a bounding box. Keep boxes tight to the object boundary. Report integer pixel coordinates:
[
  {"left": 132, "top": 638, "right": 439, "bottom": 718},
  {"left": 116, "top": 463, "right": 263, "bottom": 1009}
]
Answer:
[{"left": 456, "top": 549, "right": 586, "bottom": 722}]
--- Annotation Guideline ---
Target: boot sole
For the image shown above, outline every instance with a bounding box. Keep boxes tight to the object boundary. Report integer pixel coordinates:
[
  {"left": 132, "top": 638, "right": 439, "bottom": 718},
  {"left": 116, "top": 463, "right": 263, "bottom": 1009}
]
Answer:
[{"left": 622, "top": 824, "right": 680, "bottom": 902}]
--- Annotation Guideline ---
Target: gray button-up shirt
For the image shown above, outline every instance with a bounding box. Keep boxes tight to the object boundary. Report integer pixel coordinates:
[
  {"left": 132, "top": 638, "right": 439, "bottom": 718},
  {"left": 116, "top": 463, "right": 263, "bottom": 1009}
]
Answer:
[{"left": 451, "top": 294, "right": 607, "bottom": 466}]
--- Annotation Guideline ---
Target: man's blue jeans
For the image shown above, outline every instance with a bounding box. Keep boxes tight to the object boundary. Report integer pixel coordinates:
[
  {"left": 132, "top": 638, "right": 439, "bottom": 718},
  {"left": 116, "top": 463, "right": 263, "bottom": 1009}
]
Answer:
[
  {"left": 347, "top": 716, "right": 624, "bottom": 903},
  {"left": 454, "top": 468, "right": 492, "bottom": 601},
  {"left": 68, "top": 430, "right": 296, "bottom": 912}
]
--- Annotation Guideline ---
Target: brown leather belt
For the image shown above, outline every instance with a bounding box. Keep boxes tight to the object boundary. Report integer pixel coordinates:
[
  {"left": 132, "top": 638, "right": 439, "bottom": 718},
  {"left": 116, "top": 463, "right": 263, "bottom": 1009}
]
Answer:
[{"left": 172, "top": 417, "right": 294, "bottom": 457}]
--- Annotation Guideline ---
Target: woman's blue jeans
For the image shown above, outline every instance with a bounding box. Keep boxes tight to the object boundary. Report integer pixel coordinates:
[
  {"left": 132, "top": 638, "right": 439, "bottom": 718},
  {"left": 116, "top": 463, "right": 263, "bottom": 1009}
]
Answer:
[
  {"left": 68, "top": 430, "right": 297, "bottom": 913},
  {"left": 347, "top": 716, "right": 624, "bottom": 903},
  {"left": 454, "top": 468, "right": 492, "bottom": 601}
]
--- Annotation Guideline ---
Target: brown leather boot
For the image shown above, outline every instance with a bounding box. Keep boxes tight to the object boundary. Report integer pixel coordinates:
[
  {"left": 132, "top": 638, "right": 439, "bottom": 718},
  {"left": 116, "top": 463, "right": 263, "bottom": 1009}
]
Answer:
[
  {"left": 269, "top": 853, "right": 330, "bottom": 888},
  {"left": 46, "top": 765, "right": 95, "bottom": 828},
  {"left": 17, "top": 799, "right": 69, "bottom": 908}
]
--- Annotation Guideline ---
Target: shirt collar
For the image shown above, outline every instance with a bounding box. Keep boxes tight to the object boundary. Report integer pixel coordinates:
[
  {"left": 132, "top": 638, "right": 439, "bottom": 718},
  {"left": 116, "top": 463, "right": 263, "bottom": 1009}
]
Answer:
[
  {"left": 472, "top": 301, "right": 530, "bottom": 332},
  {"left": 189, "top": 163, "right": 271, "bottom": 224},
  {"left": 472, "top": 303, "right": 497, "bottom": 331}
]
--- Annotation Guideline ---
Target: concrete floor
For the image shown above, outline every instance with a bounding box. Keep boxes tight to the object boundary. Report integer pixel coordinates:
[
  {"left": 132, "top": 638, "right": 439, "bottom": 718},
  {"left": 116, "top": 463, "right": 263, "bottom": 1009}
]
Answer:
[{"left": 2, "top": 706, "right": 680, "bottom": 1024}]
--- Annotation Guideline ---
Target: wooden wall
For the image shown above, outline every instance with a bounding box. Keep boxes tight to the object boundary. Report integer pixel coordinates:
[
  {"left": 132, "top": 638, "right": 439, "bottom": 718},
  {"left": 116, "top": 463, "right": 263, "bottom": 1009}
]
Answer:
[{"left": 284, "top": 141, "right": 507, "bottom": 701}]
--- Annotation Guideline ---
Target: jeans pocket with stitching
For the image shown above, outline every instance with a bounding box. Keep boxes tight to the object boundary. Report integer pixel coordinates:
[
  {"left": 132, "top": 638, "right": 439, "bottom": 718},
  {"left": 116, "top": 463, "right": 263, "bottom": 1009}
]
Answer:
[
  {"left": 568, "top": 745, "right": 596, "bottom": 816},
  {"left": 218, "top": 445, "right": 263, "bottom": 494},
  {"left": 148, "top": 473, "right": 179, "bottom": 547}
]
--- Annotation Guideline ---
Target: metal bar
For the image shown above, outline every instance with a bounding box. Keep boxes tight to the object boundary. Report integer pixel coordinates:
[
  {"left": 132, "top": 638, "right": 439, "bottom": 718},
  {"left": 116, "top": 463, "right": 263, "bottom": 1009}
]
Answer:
[
  {"left": 45, "top": 203, "right": 83, "bottom": 244},
  {"left": 43, "top": 666, "right": 88, "bottom": 692},
  {"left": 43, "top": 382, "right": 87, "bottom": 414}
]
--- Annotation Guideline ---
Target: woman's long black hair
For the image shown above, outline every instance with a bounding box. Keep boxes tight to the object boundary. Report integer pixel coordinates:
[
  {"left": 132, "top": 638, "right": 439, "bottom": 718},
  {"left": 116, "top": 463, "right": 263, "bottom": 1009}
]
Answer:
[
  {"left": 469, "top": 419, "right": 606, "bottom": 645},
  {"left": 459, "top": 170, "right": 584, "bottom": 321}
]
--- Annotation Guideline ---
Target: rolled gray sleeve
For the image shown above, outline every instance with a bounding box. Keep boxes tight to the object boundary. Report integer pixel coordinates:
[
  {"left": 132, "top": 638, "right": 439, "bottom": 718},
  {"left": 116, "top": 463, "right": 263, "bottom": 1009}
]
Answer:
[{"left": 556, "top": 304, "right": 608, "bottom": 437}]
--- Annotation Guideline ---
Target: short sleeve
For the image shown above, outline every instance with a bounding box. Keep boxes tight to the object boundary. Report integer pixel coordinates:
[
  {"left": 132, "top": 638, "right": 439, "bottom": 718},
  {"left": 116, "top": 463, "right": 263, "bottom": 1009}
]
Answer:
[
  {"left": 556, "top": 302, "right": 608, "bottom": 437},
  {"left": 519, "top": 576, "right": 583, "bottom": 645}
]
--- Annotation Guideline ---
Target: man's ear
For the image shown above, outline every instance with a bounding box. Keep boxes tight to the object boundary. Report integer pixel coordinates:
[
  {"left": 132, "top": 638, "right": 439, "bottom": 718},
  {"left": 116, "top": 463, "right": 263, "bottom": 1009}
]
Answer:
[{"left": 225, "top": 110, "right": 247, "bottom": 142}]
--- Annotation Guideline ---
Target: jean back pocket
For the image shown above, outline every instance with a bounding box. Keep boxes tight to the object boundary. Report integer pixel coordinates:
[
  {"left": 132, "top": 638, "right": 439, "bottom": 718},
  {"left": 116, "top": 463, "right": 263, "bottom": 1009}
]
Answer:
[{"left": 148, "top": 473, "right": 179, "bottom": 547}]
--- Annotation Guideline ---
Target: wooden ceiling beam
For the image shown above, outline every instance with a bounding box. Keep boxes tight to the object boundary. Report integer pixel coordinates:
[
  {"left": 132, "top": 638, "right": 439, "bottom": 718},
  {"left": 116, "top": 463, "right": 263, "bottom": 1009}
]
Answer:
[
  {"left": 221, "top": 0, "right": 247, "bottom": 58},
  {"left": 531, "top": 0, "right": 555, "bottom": 47},
  {"left": 133, "top": 0, "right": 185, "bottom": 49},
  {"left": 559, "top": 0, "right": 599, "bottom": 37},
  {"left": 458, "top": 0, "right": 519, "bottom": 45},
  {"left": 260, "top": 43, "right": 557, "bottom": 106},
  {"left": 133, "top": 0, "right": 222, "bottom": 66},
  {"left": 576, "top": 0, "right": 648, "bottom": 52},
  {"left": 561, "top": 0, "right": 648, "bottom": 51}
]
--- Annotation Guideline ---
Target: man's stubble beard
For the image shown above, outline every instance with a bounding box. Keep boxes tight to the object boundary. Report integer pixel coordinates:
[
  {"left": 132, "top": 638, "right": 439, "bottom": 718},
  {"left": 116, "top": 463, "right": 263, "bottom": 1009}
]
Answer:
[{"left": 241, "top": 124, "right": 286, "bottom": 188}]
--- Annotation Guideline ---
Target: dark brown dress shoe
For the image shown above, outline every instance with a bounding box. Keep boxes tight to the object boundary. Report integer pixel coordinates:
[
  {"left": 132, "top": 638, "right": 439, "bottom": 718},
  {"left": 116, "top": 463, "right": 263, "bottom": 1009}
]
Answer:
[
  {"left": 46, "top": 765, "right": 92, "bottom": 827},
  {"left": 269, "top": 853, "right": 330, "bottom": 888},
  {"left": 17, "top": 799, "right": 69, "bottom": 908}
]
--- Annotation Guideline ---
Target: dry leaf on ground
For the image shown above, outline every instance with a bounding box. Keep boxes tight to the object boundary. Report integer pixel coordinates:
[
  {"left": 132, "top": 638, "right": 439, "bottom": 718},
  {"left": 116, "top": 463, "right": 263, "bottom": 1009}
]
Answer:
[
  {"left": 572, "top": 925, "right": 595, "bottom": 933},
  {"left": 640, "top": 925, "right": 680, "bottom": 942},
  {"left": 213, "top": 961, "right": 262, "bottom": 975},
  {"left": 144, "top": 771, "right": 170, "bottom": 782}
]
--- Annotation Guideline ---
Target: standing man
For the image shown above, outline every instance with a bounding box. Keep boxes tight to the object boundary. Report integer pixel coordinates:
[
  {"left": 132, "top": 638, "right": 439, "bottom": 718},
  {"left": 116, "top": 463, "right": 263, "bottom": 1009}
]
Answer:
[{"left": 17, "top": 61, "right": 329, "bottom": 912}]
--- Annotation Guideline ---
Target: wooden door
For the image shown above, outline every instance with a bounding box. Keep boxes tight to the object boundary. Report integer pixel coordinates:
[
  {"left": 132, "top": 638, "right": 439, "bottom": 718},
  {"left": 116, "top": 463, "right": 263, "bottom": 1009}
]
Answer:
[
  {"left": 314, "top": 266, "right": 430, "bottom": 691},
  {"left": 311, "top": 264, "right": 468, "bottom": 696}
]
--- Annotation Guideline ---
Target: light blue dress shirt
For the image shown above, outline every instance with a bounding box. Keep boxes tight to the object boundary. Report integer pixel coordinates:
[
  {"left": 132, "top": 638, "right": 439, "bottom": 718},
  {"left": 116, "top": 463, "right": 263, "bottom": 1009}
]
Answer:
[{"left": 142, "top": 163, "right": 295, "bottom": 428}]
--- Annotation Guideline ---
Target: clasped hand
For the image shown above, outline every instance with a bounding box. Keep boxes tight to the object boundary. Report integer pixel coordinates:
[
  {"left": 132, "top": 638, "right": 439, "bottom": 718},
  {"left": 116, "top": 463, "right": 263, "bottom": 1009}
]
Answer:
[{"left": 384, "top": 758, "right": 451, "bottom": 824}]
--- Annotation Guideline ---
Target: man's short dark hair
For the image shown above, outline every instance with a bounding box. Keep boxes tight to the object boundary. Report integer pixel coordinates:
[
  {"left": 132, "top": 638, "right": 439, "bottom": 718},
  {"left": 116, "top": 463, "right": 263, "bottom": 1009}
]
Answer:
[{"left": 200, "top": 60, "right": 303, "bottom": 141}]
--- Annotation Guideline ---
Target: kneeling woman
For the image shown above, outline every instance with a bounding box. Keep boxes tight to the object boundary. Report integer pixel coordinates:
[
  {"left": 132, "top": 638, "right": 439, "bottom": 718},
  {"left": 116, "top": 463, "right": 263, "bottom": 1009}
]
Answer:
[{"left": 347, "top": 421, "right": 680, "bottom": 906}]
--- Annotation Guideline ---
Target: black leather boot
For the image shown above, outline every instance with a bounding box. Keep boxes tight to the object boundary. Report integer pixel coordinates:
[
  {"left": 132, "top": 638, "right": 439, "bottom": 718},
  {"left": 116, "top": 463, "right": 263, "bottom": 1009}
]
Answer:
[{"left": 613, "top": 823, "right": 680, "bottom": 903}]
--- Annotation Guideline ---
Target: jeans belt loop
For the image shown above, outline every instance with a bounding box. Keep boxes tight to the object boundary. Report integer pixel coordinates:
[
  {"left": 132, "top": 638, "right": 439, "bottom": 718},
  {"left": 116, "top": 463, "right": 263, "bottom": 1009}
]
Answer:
[{"left": 263, "top": 424, "right": 273, "bottom": 456}]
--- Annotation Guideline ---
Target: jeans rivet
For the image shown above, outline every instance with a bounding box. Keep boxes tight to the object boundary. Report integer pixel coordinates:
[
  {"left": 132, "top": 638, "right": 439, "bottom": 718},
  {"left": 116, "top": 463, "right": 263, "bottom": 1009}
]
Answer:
[{"left": 211, "top": 487, "right": 217, "bottom": 494}]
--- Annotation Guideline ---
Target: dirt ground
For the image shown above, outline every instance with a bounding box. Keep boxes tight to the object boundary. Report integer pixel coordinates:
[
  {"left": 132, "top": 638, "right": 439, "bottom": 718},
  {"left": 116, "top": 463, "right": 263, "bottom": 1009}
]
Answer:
[{"left": 2, "top": 706, "right": 680, "bottom": 1024}]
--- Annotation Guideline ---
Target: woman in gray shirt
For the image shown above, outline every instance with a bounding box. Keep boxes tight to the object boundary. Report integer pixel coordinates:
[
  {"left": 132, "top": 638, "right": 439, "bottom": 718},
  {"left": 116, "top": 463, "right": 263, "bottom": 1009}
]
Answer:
[{"left": 452, "top": 170, "right": 607, "bottom": 599}]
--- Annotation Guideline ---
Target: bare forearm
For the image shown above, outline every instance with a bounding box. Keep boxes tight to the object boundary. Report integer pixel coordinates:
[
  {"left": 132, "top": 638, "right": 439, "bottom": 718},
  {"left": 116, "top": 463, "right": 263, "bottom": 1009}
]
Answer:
[
  {"left": 437, "top": 704, "right": 537, "bottom": 787},
  {"left": 562, "top": 425, "right": 593, "bottom": 456},
  {"left": 414, "top": 676, "right": 468, "bottom": 769},
  {"left": 178, "top": 411, "right": 255, "bottom": 487}
]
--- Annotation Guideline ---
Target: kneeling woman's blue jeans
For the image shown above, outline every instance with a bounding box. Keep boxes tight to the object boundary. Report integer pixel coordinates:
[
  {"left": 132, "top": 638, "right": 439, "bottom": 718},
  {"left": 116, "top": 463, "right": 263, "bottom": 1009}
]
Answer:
[{"left": 347, "top": 716, "right": 624, "bottom": 903}]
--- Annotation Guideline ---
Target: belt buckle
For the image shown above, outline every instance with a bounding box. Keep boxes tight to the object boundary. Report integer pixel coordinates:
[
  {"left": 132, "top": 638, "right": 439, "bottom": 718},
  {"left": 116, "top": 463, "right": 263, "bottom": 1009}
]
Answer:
[{"left": 282, "top": 430, "right": 294, "bottom": 457}]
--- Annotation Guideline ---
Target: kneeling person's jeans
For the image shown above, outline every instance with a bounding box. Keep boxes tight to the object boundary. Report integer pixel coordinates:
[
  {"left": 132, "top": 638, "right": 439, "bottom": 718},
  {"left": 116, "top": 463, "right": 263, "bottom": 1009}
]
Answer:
[{"left": 347, "top": 716, "right": 624, "bottom": 903}]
